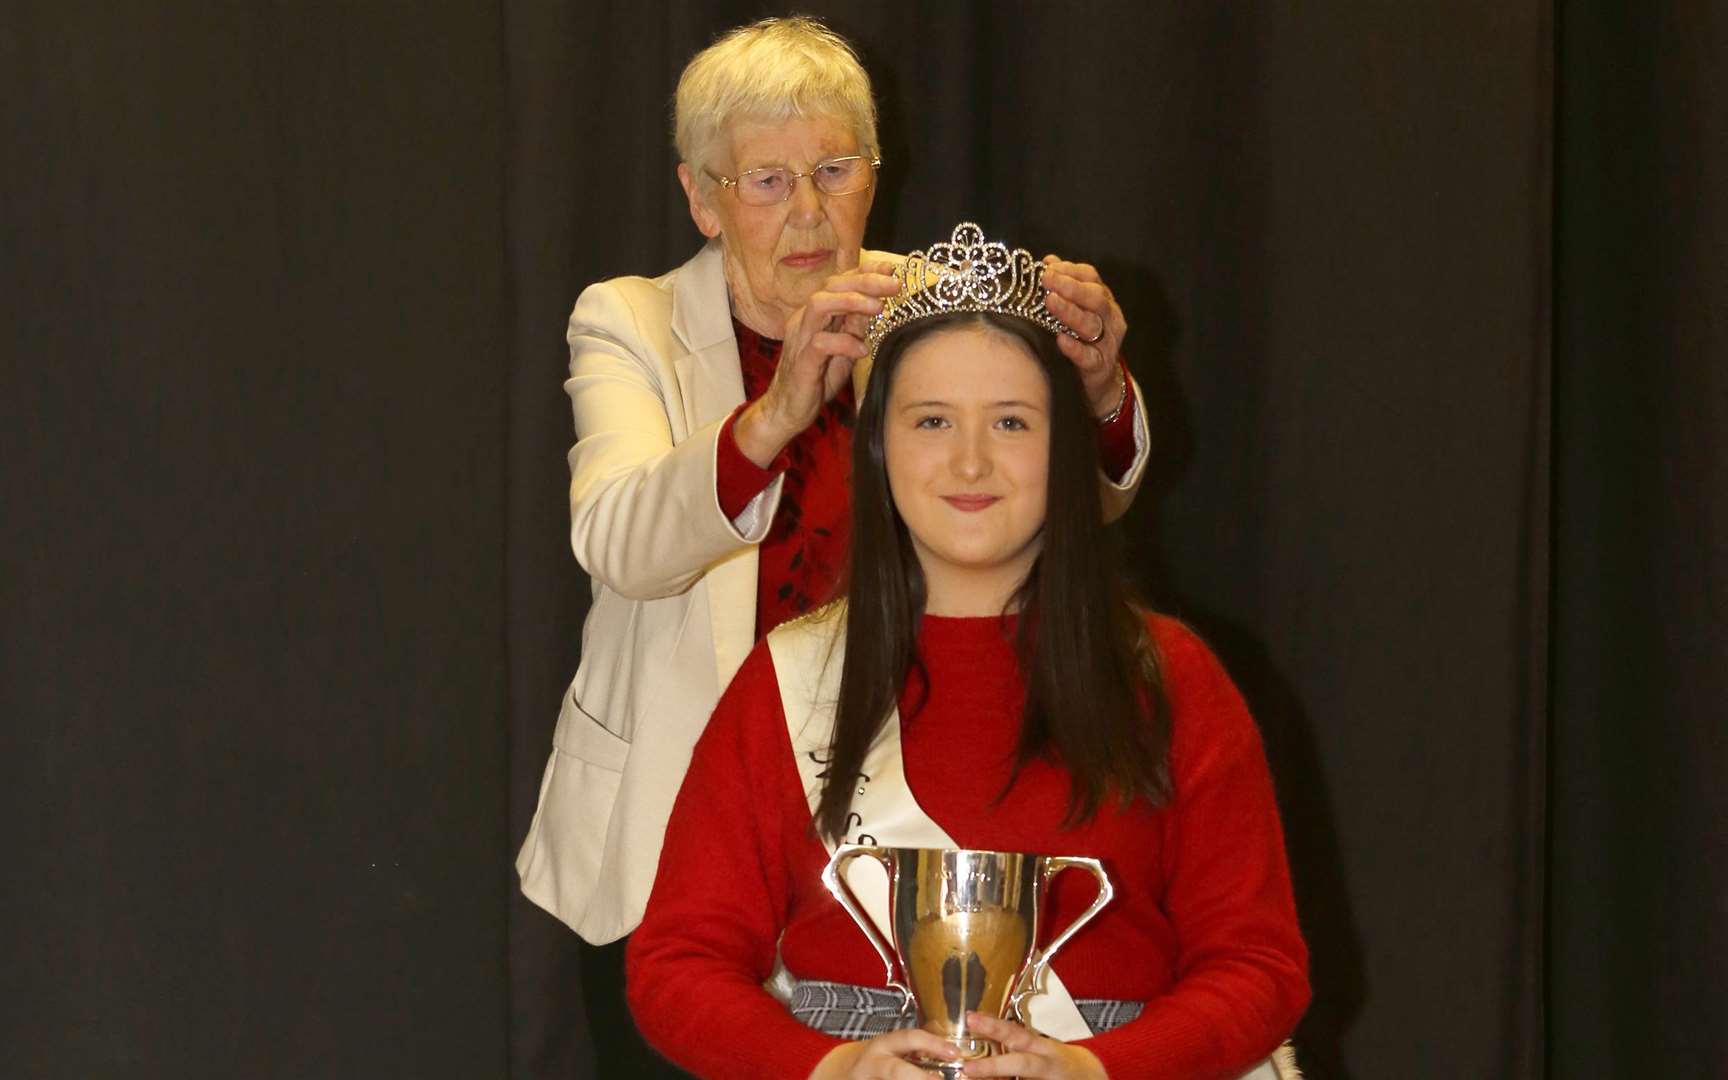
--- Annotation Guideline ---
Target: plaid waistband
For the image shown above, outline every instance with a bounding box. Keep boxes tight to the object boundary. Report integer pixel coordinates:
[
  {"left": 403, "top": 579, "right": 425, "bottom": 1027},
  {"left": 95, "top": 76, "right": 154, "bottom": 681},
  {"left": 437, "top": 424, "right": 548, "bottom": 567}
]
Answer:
[{"left": 787, "top": 979, "right": 1144, "bottom": 1042}]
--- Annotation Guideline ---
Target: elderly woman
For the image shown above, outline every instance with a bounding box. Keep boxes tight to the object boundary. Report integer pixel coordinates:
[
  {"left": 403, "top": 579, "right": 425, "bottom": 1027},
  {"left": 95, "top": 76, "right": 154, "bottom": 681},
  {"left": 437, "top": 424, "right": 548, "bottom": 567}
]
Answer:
[{"left": 515, "top": 16, "right": 1150, "bottom": 1072}]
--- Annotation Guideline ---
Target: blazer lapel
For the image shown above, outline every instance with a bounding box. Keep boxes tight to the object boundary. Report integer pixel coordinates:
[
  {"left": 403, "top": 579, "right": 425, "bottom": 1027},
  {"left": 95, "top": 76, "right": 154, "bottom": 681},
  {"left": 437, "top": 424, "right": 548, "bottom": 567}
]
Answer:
[{"left": 669, "top": 241, "right": 758, "bottom": 686}]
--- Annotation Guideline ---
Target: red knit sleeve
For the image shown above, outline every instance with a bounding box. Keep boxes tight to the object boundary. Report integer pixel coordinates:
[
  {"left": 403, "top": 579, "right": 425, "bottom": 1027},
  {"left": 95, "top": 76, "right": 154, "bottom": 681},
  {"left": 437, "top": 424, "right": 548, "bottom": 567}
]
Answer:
[
  {"left": 715, "top": 404, "right": 787, "bottom": 520},
  {"left": 1094, "top": 355, "right": 1138, "bottom": 483},
  {"left": 1080, "top": 618, "right": 1311, "bottom": 1079},
  {"left": 625, "top": 643, "right": 842, "bottom": 1079}
]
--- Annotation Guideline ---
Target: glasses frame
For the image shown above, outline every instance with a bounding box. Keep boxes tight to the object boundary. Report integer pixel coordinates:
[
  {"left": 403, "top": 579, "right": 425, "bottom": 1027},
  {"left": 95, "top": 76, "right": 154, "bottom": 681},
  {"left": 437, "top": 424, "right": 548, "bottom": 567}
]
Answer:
[{"left": 706, "top": 154, "right": 882, "bottom": 205}]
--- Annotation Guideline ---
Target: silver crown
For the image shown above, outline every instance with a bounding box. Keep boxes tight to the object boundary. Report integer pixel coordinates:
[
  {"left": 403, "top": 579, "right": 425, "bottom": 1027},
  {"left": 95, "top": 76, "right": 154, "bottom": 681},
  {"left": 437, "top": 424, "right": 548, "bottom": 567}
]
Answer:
[{"left": 864, "top": 222, "right": 1080, "bottom": 357}]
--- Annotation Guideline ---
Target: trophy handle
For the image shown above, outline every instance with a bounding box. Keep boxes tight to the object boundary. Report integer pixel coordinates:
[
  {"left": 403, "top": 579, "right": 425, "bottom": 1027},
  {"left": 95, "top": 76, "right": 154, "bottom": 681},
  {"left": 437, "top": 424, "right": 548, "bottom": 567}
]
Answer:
[
  {"left": 820, "top": 844, "right": 915, "bottom": 1017},
  {"left": 1010, "top": 855, "right": 1114, "bottom": 1025}
]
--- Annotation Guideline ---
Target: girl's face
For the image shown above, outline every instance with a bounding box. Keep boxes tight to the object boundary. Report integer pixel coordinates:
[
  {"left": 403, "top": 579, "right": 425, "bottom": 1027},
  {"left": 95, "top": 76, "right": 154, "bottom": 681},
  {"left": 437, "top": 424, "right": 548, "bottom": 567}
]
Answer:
[{"left": 882, "top": 325, "right": 1051, "bottom": 614}]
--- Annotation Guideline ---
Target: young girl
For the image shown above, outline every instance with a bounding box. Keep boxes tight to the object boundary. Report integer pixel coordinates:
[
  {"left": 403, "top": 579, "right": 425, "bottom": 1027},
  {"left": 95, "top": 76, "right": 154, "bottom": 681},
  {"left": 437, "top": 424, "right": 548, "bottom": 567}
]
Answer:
[{"left": 627, "top": 227, "right": 1309, "bottom": 1079}]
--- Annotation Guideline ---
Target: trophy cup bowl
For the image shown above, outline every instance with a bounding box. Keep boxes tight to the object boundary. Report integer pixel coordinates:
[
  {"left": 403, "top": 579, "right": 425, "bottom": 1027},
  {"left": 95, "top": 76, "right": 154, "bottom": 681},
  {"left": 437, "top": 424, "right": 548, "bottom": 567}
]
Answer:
[{"left": 821, "top": 845, "right": 1114, "bottom": 1079}]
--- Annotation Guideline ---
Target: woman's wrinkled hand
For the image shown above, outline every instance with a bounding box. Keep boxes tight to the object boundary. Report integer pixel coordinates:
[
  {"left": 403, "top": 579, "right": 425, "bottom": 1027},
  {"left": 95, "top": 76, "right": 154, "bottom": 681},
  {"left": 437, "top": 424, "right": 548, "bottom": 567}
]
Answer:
[
  {"left": 734, "top": 263, "right": 901, "bottom": 468},
  {"left": 807, "top": 1028, "right": 966, "bottom": 1080},
  {"left": 1040, "top": 256, "right": 1129, "bottom": 420},
  {"left": 958, "top": 1012, "right": 1109, "bottom": 1079}
]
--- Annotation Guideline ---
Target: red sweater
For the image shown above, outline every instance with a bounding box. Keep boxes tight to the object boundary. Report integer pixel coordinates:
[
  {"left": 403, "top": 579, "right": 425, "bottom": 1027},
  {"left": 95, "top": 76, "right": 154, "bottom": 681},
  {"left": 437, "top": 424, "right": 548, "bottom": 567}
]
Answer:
[
  {"left": 716, "top": 319, "right": 1142, "bottom": 640},
  {"left": 628, "top": 613, "right": 1310, "bottom": 1080}
]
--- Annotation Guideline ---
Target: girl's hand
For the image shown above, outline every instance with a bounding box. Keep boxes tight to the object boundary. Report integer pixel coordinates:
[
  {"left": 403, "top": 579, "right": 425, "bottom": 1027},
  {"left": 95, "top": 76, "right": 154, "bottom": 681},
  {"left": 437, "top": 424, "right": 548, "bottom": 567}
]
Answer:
[
  {"left": 807, "top": 1027, "right": 966, "bottom": 1080},
  {"left": 958, "top": 1012, "right": 1109, "bottom": 1079}
]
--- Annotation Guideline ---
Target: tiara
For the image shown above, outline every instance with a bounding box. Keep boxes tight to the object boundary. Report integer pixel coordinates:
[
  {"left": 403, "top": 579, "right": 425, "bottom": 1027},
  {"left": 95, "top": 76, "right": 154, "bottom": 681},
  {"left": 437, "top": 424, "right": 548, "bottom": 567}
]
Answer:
[{"left": 863, "top": 222, "right": 1079, "bottom": 357}]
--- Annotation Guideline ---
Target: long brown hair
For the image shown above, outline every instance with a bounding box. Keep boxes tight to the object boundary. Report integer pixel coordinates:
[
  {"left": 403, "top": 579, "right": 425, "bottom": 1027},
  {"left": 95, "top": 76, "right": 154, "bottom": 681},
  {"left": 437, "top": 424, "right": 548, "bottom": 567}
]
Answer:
[{"left": 813, "top": 312, "right": 1173, "bottom": 842}]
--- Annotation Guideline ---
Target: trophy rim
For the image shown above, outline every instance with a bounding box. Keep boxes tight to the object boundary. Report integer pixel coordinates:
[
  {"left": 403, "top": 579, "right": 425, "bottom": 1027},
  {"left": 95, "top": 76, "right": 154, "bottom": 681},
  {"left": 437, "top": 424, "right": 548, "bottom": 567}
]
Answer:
[{"left": 840, "top": 842, "right": 1078, "bottom": 861}]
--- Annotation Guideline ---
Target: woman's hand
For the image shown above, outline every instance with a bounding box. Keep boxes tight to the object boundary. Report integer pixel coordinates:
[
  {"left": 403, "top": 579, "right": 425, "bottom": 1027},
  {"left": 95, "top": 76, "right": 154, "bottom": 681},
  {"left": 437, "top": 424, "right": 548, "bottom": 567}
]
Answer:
[
  {"left": 958, "top": 1012, "right": 1109, "bottom": 1079},
  {"left": 1040, "top": 256, "right": 1129, "bottom": 420},
  {"left": 807, "top": 1028, "right": 965, "bottom": 1080},
  {"left": 733, "top": 264, "right": 901, "bottom": 468}
]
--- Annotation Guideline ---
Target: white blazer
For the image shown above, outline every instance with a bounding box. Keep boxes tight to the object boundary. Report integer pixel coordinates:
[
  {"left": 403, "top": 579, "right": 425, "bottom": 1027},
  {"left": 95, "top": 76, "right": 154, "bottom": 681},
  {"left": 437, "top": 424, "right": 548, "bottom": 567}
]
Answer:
[{"left": 517, "top": 241, "right": 1152, "bottom": 944}]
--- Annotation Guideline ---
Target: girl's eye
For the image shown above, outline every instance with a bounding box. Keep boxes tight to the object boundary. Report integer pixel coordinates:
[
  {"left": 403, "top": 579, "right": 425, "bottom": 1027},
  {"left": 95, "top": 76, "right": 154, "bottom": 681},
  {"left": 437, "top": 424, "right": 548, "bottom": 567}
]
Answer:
[
  {"left": 914, "top": 415, "right": 948, "bottom": 430},
  {"left": 997, "top": 415, "right": 1028, "bottom": 431}
]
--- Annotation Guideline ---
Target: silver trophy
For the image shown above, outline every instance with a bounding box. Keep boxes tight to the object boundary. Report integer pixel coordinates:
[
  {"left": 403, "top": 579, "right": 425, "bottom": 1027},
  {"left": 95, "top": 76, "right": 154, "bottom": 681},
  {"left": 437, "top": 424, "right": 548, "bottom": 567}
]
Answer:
[{"left": 821, "top": 845, "right": 1114, "bottom": 1078}]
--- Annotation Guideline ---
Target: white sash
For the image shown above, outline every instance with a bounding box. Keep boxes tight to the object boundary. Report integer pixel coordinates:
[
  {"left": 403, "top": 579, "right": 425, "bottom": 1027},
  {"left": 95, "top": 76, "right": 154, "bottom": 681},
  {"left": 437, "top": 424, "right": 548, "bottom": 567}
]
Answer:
[{"left": 765, "top": 606, "right": 1294, "bottom": 1080}]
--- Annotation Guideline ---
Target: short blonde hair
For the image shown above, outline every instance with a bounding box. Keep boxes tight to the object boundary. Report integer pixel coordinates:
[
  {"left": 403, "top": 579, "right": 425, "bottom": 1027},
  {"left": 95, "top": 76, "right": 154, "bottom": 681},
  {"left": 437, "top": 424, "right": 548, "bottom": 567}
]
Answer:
[{"left": 674, "top": 16, "right": 878, "bottom": 181}]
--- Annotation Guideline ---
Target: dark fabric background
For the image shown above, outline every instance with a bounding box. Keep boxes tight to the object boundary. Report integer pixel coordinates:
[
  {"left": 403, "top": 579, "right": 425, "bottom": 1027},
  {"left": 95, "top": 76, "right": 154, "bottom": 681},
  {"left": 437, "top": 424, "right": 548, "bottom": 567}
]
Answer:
[
  {"left": 1549, "top": 2, "right": 1728, "bottom": 1074},
  {"left": 1, "top": 3, "right": 511, "bottom": 1076},
  {"left": 3, "top": 2, "right": 1721, "bottom": 1078}
]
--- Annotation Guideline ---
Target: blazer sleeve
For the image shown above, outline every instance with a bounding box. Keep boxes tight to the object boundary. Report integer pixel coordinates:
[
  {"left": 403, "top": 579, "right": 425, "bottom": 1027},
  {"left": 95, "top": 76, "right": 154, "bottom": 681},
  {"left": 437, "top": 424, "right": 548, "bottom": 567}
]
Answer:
[
  {"left": 564, "top": 278, "right": 783, "bottom": 599},
  {"left": 1098, "top": 370, "right": 1151, "bottom": 525}
]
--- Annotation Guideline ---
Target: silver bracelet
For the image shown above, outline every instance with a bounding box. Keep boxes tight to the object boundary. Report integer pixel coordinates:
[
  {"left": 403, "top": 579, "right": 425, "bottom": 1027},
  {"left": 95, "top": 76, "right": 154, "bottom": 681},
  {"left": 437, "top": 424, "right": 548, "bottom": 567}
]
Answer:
[{"left": 1096, "top": 364, "right": 1129, "bottom": 425}]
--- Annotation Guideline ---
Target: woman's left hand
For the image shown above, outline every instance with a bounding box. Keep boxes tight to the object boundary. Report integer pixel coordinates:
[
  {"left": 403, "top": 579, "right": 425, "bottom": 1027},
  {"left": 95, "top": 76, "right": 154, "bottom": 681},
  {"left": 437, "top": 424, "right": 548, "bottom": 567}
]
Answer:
[
  {"left": 1040, "top": 256, "right": 1128, "bottom": 420},
  {"left": 958, "top": 1012, "right": 1109, "bottom": 1079}
]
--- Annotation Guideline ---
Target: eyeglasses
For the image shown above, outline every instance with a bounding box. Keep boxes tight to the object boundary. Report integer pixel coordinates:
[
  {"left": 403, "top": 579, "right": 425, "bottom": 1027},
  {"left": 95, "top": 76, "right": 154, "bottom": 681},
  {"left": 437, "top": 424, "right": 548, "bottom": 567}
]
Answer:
[{"left": 706, "top": 155, "right": 881, "bottom": 207}]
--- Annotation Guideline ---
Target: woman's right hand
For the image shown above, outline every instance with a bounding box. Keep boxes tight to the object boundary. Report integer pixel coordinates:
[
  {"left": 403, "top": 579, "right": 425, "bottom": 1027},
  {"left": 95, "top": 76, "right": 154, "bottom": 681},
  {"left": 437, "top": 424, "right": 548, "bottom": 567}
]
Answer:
[
  {"left": 732, "top": 264, "right": 901, "bottom": 468},
  {"left": 806, "top": 1029, "right": 963, "bottom": 1080}
]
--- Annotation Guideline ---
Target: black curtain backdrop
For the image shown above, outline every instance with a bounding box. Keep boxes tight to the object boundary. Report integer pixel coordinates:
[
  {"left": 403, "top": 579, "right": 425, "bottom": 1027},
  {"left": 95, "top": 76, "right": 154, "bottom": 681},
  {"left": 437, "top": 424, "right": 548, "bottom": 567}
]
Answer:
[
  {"left": 2, "top": 3, "right": 511, "bottom": 1076},
  {"left": 3, "top": 3, "right": 1721, "bottom": 1078},
  {"left": 1549, "top": 2, "right": 1728, "bottom": 1074}
]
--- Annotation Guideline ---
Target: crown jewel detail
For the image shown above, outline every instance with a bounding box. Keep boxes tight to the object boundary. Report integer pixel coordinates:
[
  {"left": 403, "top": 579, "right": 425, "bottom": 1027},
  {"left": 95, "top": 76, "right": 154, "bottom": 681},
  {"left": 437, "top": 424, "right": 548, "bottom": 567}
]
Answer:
[{"left": 864, "top": 222, "right": 1080, "bottom": 357}]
